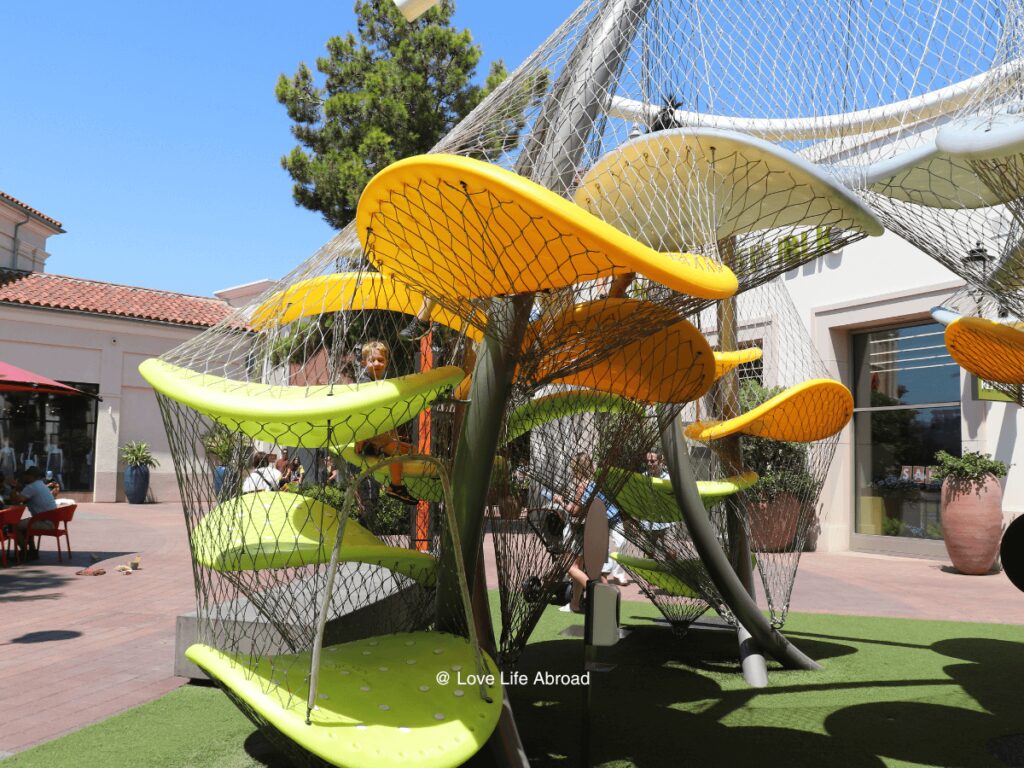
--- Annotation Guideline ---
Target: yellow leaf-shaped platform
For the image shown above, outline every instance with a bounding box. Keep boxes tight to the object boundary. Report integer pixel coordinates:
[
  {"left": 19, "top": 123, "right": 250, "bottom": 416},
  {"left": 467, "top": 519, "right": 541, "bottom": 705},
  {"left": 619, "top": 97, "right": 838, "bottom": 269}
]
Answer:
[
  {"left": 192, "top": 491, "right": 436, "bottom": 584},
  {"left": 187, "top": 632, "right": 502, "bottom": 768},
  {"left": 685, "top": 379, "right": 853, "bottom": 442},
  {"left": 357, "top": 154, "right": 737, "bottom": 301},
  {"left": 575, "top": 127, "right": 882, "bottom": 249},
  {"left": 139, "top": 359, "right": 463, "bottom": 449},
  {"left": 250, "top": 272, "right": 483, "bottom": 341},
  {"left": 527, "top": 299, "right": 715, "bottom": 403},
  {"left": 714, "top": 347, "right": 762, "bottom": 381},
  {"left": 556, "top": 320, "right": 713, "bottom": 403},
  {"left": 945, "top": 315, "right": 1024, "bottom": 385}
]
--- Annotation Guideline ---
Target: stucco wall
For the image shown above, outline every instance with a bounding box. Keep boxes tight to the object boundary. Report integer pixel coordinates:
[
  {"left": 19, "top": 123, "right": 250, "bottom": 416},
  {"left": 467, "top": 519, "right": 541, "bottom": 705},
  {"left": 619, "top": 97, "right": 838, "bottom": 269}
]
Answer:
[
  {"left": 0, "top": 206, "right": 59, "bottom": 272},
  {"left": 0, "top": 303, "right": 205, "bottom": 502}
]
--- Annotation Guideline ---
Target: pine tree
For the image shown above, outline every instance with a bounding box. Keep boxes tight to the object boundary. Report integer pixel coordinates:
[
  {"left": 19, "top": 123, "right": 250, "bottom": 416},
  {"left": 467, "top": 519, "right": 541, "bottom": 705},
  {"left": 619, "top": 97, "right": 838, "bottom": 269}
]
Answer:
[{"left": 276, "top": 0, "right": 506, "bottom": 229}]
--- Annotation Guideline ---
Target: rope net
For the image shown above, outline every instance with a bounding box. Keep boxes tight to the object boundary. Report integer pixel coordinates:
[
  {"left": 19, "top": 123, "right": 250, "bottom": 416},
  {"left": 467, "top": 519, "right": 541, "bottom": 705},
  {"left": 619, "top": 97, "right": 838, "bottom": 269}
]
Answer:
[
  {"left": 140, "top": 1, "right": 1024, "bottom": 752},
  {"left": 686, "top": 279, "right": 840, "bottom": 627},
  {"left": 607, "top": 279, "right": 840, "bottom": 629},
  {"left": 149, "top": 249, "right": 510, "bottom": 762}
]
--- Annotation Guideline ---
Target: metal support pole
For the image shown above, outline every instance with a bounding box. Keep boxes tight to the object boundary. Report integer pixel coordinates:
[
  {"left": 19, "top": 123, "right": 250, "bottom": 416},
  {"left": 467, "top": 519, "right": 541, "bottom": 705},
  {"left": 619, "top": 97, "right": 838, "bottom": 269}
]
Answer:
[
  {"left": 714, "top": 236, "right": 768, "bottom": 686},
  {"left": 436, "top": 297, "right": 533, "bottom": 633}
]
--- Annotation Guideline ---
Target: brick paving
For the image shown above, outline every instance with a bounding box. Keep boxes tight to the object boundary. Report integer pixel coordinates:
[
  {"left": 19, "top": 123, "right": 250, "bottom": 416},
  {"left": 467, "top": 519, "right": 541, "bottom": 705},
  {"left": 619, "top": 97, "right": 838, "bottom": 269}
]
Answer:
[
  {"left": 0, "top": 502, "right": 1021, "bottom": 755},
  {"left": 0, "top": 502, "right": 193, "bottom": 756}
]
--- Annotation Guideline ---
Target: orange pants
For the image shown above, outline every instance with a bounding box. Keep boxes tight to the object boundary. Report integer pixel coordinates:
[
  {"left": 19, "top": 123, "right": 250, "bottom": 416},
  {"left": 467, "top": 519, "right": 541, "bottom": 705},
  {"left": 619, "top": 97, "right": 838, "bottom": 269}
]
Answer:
[{"left": 356, "top": 433, "right": 411, "bottom": 486}]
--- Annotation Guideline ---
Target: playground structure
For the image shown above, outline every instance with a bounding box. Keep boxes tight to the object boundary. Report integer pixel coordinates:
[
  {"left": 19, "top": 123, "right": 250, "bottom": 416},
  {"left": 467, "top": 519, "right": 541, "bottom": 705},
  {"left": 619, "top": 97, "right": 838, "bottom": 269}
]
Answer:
[{"left": 141, "top": 1, "right": 1024, "bottom": 765}]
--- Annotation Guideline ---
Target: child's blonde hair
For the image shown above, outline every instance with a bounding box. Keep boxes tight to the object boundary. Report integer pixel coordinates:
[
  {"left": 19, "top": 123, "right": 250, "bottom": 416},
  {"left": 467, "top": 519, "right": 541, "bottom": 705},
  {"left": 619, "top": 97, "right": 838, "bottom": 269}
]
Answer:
[{"left": 361, "top": 340, "right": 390, "bottom": 362}]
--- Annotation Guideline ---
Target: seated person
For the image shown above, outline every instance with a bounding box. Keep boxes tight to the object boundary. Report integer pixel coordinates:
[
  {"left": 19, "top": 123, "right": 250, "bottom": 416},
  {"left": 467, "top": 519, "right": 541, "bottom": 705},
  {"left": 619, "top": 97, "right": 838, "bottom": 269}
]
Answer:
[
  {"left": 286, "top": 457, "right": 304, "bottom": 488},
  {"left": 241, "top": 451, "right": 283, "bottom": 493},
  {"left": 9, "top": 467, "right": 57, "bottom": 559},
  {"left": 354, "top": 340, "right": 417, "bottom": 505},
  {"left": 45, "top": 471, "right": 62, "bottom": 497},
  {"left": 551, "top": 453, "right": 624, "bottom": 611}
]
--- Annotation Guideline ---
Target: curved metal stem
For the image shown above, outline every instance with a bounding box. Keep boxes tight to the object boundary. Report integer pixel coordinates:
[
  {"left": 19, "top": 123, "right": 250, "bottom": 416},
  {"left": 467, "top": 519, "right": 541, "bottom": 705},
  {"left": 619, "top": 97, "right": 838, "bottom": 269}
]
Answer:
[{"left": 658, "top": 406, "right": 821, "bottom": 672}]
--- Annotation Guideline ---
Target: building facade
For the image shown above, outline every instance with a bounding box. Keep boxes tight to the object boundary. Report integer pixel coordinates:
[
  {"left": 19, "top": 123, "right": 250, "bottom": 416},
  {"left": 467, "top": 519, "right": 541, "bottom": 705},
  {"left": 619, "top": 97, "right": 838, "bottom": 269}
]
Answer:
[
  {"left": 0, "top": 193, "right": 242, "bottom": 502},
  {"left": 784, "top": 232, "right": 1022, "bottom": 557}
]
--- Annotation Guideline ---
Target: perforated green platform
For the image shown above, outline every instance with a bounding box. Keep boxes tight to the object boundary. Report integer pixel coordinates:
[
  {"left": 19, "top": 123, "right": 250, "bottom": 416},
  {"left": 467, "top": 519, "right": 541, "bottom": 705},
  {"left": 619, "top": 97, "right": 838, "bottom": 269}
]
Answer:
[
  {"left": 139, "top": 359, "right": 463, "bottom": 448},
  {"left": 607, "top": 468, "right": 759, "bottom": 523},
  {"left": 610, "top": 553, "right": 702, "bottom": 598},
  {"left": 187, "top": 632, "right": 502, "bottom": 768},
  {"left": 504, "top": 390, "right": 633, "bottom": 444},
  {"left": 193, "top": 491, "right": 436, "bottom": 584}
]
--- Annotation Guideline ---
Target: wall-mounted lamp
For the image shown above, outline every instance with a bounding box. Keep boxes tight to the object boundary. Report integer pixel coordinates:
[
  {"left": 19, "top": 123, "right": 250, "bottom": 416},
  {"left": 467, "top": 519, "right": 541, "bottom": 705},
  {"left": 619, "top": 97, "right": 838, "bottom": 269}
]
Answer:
[
  {"left": 393, "top": 0, "right": 442, "bottom": 21},
  {"left": 964, "top": 241, "right": 991, "bottom": 312}
]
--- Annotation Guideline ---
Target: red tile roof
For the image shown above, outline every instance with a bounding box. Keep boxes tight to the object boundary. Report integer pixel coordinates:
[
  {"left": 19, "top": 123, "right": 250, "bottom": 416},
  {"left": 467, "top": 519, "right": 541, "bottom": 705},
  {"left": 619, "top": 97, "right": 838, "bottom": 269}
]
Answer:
[
  {"left": 0, "top": 192, "right": 64, "bottom": 230},
  {"left": 0, "top": 270, "right": 234, "bottom": 328}
]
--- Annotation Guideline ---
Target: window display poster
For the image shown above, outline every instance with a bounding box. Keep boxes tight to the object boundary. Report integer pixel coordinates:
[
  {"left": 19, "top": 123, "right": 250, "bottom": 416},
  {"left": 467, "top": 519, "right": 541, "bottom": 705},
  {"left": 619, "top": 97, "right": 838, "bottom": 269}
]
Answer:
[
  {"left": 900, "top": 466, "right": 912, "bottom": 481},
  {"left": 913, "top": 466, "right": 927, "bottom": 483}
]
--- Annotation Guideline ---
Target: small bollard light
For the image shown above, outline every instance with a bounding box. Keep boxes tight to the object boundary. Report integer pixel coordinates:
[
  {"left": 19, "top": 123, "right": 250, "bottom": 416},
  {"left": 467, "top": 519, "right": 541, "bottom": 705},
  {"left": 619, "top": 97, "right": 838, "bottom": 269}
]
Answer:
[{"left": 584, "top": 581, "right": 621, "bottom": 648}]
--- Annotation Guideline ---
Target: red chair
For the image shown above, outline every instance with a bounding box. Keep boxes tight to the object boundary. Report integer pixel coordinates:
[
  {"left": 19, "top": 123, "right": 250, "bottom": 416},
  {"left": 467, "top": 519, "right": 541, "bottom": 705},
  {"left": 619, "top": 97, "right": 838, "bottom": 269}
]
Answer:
[
  {"left": 26, "top": 504, "right": 76, "bottom": 562},
  {"left": 0, "top": 506, "right": 25, "bottom": 566}
]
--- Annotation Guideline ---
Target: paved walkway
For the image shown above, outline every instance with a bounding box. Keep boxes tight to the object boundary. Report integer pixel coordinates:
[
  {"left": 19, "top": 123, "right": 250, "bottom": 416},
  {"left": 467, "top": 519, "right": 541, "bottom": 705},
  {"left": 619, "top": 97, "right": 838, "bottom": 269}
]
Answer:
[
  {"left": 1, "top": 502, "right": 1021, "bottom": 755},
  {"left": 0, "top": 502, "right": 193, "bottom": 756}
]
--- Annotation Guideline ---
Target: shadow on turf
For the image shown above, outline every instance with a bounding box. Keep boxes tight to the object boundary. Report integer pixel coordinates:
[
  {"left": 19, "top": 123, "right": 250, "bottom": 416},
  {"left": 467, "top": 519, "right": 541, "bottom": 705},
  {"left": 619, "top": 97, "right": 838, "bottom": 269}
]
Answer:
[
  {"left": 826, "top": 636, "right": 1024, "bottom": 767},
  {"left": 506, "top": 623, "right": 1024, "bottom": 766},
  {"left": 620, "top": 619, "right": 859, "bottom": 669},
  {"left": 509, "top": 632, "right": 886, "bottom": 767},
  {"left": 242, "top": 730, "right": 293, "bottom": 767}
]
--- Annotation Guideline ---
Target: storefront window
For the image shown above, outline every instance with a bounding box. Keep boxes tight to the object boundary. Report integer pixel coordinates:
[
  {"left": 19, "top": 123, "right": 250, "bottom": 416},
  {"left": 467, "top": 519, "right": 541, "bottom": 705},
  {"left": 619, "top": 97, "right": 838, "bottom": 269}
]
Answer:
[
  {"left": 852, "top": 324, "right": 960, "bottom": 540},
  {"left": 0, "top": 382, "right": 99, "bottom": 492}
]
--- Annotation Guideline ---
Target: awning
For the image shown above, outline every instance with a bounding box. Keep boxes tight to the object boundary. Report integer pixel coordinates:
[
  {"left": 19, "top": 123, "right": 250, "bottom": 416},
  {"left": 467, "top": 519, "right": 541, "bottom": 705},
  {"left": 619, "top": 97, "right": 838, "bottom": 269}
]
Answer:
[{"left": 0, "top": 361, "right": 96, "bottom": 398}]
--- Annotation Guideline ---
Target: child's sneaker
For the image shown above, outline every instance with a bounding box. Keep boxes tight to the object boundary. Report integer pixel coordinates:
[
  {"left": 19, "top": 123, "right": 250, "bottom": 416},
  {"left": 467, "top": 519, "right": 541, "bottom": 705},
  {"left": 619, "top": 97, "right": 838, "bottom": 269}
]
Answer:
[
  {"left": 398, "top": 318, "right": 437, "bottom": 341},
  {"left": 384, "top": 484, "right": 418, "bottom": 505}
]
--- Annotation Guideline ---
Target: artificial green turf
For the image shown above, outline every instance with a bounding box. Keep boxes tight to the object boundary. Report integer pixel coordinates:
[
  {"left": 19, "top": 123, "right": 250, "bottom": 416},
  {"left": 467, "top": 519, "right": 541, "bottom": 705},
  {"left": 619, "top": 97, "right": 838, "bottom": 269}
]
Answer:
[{"left": 5, "top": 602, "right": 1023, "bottom": 767}]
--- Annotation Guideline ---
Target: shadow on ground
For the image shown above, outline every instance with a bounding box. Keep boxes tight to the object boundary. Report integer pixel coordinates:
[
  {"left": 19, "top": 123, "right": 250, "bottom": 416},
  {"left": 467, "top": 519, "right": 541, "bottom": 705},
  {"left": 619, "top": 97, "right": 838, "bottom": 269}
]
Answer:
[
  {"left": 0, "top": 568, "right": 72, "bottom": 596},
  {"left": 826, "top": 637, "right": 1024, "bottom": 767},
  {"left": 242, "top": 731, "right": 293, "bottom": 768},
  {"left": 496, "top": 617, "right": 1024, "bottom": 767},
  {"left": 5, "top": 630, "right": 82, "bottom": 644}
]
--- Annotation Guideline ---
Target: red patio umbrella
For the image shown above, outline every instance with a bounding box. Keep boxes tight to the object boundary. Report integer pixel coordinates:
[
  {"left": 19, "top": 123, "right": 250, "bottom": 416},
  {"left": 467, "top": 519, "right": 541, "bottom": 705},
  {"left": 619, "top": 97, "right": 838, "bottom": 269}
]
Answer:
[{"left": 0, "top": 361, "right": 90, "bottom": 397}]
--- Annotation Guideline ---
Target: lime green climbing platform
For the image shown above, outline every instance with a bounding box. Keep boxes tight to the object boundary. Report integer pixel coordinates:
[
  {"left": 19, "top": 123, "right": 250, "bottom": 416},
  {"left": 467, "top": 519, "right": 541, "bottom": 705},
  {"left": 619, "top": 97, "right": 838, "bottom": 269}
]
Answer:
[
  {"left": 193, "top": 491, "right": 436, "bottom": 584},
  {"left": 187, "top": 632, "right": 502, "bottom": 768},
  {"left": 139, "top": 359, "right": 463, "bottom": 449},
  {"left": 607, "top": 467, "right": 759, "bottom": 523}
]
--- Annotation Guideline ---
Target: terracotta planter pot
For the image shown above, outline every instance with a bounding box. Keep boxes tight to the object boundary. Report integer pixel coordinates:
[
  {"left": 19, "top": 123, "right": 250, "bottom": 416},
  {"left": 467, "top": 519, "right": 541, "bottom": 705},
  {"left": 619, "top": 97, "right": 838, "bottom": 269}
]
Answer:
[
  {"left": 941, "top": 474, "right": 1003, "bottom": 575},
  {"left": 749, "top": 493, "right": 802, "bottom": 552}
]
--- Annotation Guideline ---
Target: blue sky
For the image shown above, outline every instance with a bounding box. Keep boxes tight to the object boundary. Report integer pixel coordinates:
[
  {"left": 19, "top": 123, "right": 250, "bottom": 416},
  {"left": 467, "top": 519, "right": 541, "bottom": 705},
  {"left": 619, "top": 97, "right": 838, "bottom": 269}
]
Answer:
[{"left": 2, "top": 1, "right": 576, "bottom": 297}]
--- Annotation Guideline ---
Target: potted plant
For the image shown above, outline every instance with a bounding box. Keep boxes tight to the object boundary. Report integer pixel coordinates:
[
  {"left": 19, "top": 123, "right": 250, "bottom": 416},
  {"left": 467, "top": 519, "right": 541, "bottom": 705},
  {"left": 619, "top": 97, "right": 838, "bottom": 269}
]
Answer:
[
  {"left": 201, "top": 424, "right": 235, "bottom": 496},
  {"left": 934, "top": 450, "right": 1008, "bottom": 574},
  {"left": 121, "top": 441, "right": 159, "bottom": 504},
  {"left": 739, "top": 381, "right": 821, "bottom": 552}
]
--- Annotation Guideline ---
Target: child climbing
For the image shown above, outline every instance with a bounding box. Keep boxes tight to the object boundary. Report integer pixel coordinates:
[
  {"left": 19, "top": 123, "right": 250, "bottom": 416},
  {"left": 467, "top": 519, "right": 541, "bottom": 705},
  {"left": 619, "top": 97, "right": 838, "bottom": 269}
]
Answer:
[{"left": 354, "top": 340, "right": 418, "bottom": 505}]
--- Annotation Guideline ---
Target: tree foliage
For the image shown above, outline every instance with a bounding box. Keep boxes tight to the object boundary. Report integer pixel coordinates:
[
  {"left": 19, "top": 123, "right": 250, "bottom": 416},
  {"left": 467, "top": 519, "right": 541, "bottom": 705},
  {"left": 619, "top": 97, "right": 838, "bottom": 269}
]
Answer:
[{"left": 276, "top": 0, "right": 506, "bottom": 229}]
